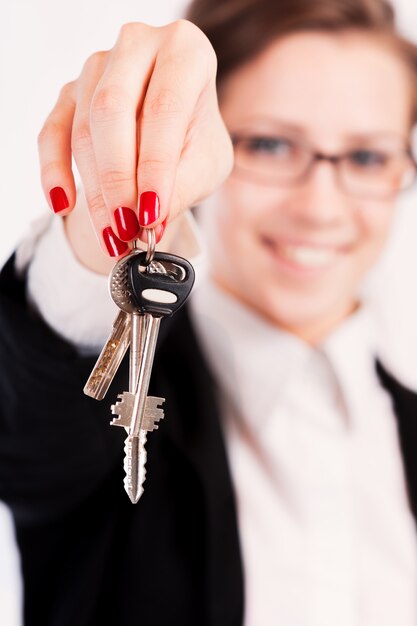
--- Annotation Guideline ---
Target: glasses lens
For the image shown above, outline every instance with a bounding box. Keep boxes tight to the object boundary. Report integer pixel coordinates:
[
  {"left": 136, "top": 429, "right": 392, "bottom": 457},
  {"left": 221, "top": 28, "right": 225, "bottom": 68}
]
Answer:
[
  {"left": 340, "top": 148, "right": 417, "bottom": 199},
  {"left": 233, "top": 135, "right": 311, "bottom": 184},
  {"left": 232, "top": 133, "right": 417, "bottom": 199}
]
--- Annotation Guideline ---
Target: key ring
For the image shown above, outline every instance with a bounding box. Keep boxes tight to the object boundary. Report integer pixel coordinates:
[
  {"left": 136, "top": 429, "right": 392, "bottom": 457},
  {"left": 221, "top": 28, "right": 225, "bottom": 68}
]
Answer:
[
  {"left": 132, "top": 228, "right": 156, "bottom": 266},
  {"left": 144, "top": 228, "right": 156, "bottom": 266}
]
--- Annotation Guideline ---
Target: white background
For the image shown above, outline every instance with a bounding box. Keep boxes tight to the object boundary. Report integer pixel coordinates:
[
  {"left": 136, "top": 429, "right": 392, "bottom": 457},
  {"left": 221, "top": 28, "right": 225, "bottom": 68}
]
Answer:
[
  {"left": 0, "top": 0, "right": 189, "bottom": 265},
  {"left": 0, "top": 1, "right": 417, "bottom": 625},
  {"left": 0, "top": 3, "right": 187, "bottom": 624}
]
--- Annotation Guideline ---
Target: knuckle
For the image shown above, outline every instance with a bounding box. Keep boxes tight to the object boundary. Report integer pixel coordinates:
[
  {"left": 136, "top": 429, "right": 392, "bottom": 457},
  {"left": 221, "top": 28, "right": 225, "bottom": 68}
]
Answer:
[
  {"left": 59, "top": 80, "right": 76, "bottom": 100},
  {"left": 100, "top": 167, "right": 133, "bottom": 189},
  {"left": 40, "top": 159, "right": 62, "bottom": 180},
  {"left": 118, "top": 22, "right": 151, "bottom": 48},
  {"left": 119, "top": 21, "right": 138, "bottom": 39},
  {"left": 89, "top": 50, "right": 108, "bottom": 66},
  {"left": 86, "top": 191, "right": 106, "bottom": 215},
  {"left": 37, "top": 119, "right": 67, "bottom": 147},
  {"left": 82, "top": 50, "right": 108, "bottom": 74},
  {"left": 167, "top": 19, "right": 199, "bottom": 40},
  {"left": 90, "top": 86, "right": 129, "bottom": 123},
  {"left": 143, "top": 88, "right": 184, "bottom": 119},
  {"left": 138, "top": 155, "right": 172, "bottom": 182},
  {"left": 166, "top": 20, "right": 217, "bottom": 78},
  {"left": 71, "top": 120, "right": 92, "bottom": 151},
  {"left": 140, "top": 156, "right": 168, "bottom": 169}
]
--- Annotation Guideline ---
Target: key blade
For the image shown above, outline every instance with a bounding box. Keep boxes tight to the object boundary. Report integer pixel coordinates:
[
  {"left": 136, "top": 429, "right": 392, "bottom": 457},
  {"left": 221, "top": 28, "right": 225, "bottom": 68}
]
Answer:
[
  {"left": 113, "top": 253, "right": 195, "bottom": 502},
  {"left": 129, "top": 313, "right": 145, "bottom": 394},
  {"left": 124, "top": 432, "right": 147, "bottom": 504},
  {"left": 127, "top": 314, "right": 162, "bottom": 436},
  {"left": 84, "top": 310, "right": 131, "bottom": 400}
]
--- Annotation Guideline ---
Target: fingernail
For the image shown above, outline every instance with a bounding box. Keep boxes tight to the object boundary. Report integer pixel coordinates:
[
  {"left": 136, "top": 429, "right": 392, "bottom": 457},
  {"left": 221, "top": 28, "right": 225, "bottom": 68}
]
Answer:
[
  {"left": 139, "top": 191, "right": 160, "bottom": 226},
  {"left": 102, "top": 226, "right": 129, "bottom": 257},
  {"left": 114, "top": 206, "right": 140, "bottom": 241},
  {"left": 155, "top": 218, "right": 167, "bottom": 244},
  {"left": 49, "top": 186, "right": 69, "bottom": 213}
]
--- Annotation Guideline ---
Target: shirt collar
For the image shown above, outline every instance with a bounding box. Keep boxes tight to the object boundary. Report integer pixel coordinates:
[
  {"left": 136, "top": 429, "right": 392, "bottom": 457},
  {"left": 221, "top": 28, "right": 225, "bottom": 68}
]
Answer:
[
  {"left": 190, "top": 277, "right": 317, "bottom": 428},
  {"left": 190, "top": 276, "right": 381, "bottom": 431},
  {"left": 319, "top": 304, "right": 380, "bottom": 423}
]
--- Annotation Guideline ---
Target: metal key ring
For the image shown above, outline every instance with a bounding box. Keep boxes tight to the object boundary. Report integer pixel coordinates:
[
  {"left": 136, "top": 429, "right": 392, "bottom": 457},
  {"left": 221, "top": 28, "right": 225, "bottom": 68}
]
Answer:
[{"left": 144, "top": 228, "right": 156, "bottom": 266}]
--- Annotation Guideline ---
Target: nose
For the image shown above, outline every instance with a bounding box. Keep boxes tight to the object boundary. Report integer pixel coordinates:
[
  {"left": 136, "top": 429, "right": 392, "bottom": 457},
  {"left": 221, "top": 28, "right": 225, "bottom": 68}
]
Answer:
[{"left": 289, "top": 159, "right": 352, "bottom": 226}]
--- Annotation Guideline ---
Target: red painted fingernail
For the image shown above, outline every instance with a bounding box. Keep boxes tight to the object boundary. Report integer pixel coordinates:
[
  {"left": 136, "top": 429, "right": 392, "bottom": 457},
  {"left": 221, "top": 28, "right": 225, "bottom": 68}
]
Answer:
[
  {"left": 139, "top": 191, "right": 160, "bottom": 226},
  {"left": 49, "top": 187, "right": 69, "bottom": 213},
  {"left": 102, "top": 226, "right": 129, "bottom": 257},
  {"left": 155, "top": 218, "right": 167, "bottom": 244},
  {"left": 114, "top": 206, "right": 140, "bottom": 241}
]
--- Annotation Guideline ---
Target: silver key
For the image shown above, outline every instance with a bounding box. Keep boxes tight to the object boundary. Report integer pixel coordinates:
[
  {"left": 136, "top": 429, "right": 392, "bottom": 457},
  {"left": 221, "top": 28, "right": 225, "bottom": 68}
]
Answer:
[
  {"left": 83, "top": 310, "right": 131, "bottom": 400},
  {"left": 110, "top": 249, "right": 195, "bottom": 503},
  {"left": 108, "top": 240, "right": 169, "bottom": 502},
  {"left": 101, "top": 243, "right": 195, "bottom": 503},
  {"left": 84, "top": 249, "right": 142, "bottom": 400},
  {"left": 111, "top": 302, "right": 167, "bottom": 503}
]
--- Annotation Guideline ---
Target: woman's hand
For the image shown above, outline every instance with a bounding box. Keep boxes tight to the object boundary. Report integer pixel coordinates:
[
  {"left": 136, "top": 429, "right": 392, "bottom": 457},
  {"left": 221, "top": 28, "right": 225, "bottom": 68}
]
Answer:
[{"left": 37, "top": 20, "right": 233, "bottom": 269}]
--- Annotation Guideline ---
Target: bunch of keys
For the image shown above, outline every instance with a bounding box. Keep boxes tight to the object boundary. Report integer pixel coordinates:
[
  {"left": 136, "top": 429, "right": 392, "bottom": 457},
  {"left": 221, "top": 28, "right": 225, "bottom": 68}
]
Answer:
[{"left": 84, "top": 229, "right": 195, "bottom": 503}]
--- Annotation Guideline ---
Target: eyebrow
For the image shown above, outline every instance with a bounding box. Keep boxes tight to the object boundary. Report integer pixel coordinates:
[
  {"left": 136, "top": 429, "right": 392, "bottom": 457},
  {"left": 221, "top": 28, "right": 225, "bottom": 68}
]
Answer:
[{"left": 237, "top": 117, "right": 406, "bottom": 144}]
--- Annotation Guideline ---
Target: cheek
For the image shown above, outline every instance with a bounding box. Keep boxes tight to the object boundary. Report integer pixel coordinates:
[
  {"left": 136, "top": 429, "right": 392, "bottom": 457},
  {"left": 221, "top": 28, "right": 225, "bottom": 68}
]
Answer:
[
  {"left": 353, "top": 205, "right": 395, "bottom": 274},
  {"left": 216, "top": 178, "right": 287, "bottom": 235},
  {"left": 217, "top": 180, "right": 257, "bottom": 230},
  {"left": 209, "top": 180, "right": 274, "bottom": 294},
  {"left": 207, "top": 179, "right": 396, "bottom": 333}
]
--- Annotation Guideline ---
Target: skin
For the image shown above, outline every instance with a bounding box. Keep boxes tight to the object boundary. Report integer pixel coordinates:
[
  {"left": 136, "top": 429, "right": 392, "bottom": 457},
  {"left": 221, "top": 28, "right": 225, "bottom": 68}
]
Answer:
[
  {"left": 39, "top": 25, "right": 415, "bottom": 343},
  {"left": 211, "top": 31, "right": 414, "bottom": 343},
  {"left": 38, "top": 21, "right": 232, "bottom": 268}
]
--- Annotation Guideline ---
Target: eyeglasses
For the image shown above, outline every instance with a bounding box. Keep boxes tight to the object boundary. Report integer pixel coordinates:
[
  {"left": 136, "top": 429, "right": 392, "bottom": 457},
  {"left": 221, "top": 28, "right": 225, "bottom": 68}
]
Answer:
[{"left": 231, "top": 132, "right": 417, "bottom": 200}]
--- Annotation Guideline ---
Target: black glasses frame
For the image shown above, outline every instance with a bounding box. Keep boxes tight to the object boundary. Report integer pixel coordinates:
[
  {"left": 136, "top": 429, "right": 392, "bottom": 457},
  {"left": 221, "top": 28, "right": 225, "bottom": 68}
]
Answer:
[{"left": 231, "top": 133, "right": 417, "bottom": 200}]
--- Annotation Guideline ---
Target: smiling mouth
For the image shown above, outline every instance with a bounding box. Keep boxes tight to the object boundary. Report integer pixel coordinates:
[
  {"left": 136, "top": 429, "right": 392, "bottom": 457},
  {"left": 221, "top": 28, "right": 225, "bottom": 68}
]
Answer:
[{"left": 261, "top": 236, "right": 346, "bottom": 272}]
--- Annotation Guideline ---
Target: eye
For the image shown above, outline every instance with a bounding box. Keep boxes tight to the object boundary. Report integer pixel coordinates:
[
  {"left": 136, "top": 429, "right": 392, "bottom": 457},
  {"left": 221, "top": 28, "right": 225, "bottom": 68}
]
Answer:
[
  {"left": 243, "top": 136, "right": 294, "bottom": 156},
  {"left": 348, "top": 149, "right": 388, "bottom": 168}
]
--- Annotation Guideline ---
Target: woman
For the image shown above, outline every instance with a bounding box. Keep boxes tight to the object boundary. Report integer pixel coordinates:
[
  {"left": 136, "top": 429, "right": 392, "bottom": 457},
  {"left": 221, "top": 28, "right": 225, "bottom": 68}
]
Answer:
[{"left": 1, "top": 0, "right": 417, "bottom": 624}]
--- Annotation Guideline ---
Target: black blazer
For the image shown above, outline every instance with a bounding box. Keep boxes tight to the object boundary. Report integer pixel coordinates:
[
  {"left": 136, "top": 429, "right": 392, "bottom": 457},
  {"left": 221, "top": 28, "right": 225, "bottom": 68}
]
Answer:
[{"left": 0, "top": 254, "right": 416, "bottom": 626}]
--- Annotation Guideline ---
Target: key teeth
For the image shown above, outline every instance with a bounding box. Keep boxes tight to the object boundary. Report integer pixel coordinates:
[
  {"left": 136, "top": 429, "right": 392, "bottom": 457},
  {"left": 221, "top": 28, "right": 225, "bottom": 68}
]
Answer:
[
  {"left": 141, "top": 397, "right": 165, "bottom": 432},
  {"left": 123, "top": 436, "right": 147, "bottom": 504},
  {"left": 110, "top": 392, "right": 134, "bottom": 428},
  {"left": 110, "top": 394, "right": 166, "bottom": 431},
  {"left": 113, "top": 392, "right": 166, "bottom": 500}
]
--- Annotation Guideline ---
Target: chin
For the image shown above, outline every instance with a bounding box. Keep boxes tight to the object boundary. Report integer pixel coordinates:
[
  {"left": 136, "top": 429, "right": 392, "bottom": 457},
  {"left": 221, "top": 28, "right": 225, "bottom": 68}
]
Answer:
[{"left": 250, "top": 287, "right": 356, "bottom": 341}]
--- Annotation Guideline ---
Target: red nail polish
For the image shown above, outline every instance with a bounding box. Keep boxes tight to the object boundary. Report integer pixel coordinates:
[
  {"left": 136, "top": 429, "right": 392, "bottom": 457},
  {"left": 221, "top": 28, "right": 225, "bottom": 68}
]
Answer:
[
  {"left": 114, "top": 206, "right": 139, "bottom": 241},
  {"left": 49, "top": 187, "right": 69, "bottom": 213},
  {"left": 155, "top": 218, "right": 167, "bottom": 244},
  {"left": 102, "top": 226, "right": 129, "bottom": 257},
  {"left": 139, "top": 191, "right": 160, "bottom": 226}
]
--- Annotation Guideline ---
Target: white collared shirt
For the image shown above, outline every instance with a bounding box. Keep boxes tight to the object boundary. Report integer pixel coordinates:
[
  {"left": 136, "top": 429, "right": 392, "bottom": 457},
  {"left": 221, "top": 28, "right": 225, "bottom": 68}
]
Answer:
[
  {"left": 190, "top": 278, "right": 417, "bottom": 626},
  {"left": 15, "top": 212, "right": 417, "bottom": 625}
]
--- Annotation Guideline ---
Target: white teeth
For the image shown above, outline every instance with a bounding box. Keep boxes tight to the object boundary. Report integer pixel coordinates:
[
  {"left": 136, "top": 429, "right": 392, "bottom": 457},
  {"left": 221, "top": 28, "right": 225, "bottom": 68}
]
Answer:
[{"left": 279, "top": 245, "right": 337, "bottom": 268}]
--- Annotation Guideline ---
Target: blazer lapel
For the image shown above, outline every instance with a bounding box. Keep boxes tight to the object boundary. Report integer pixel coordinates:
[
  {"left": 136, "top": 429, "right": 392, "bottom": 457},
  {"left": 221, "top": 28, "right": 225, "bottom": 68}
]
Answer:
[
  {"left": 156, "top": 307, "right": 244, "bottom": 626},
  {"left": 156, "top": 320, "right": 417, "bottom": 626},
  {"left": 376, "top": 360, "right": 417, "bottom": 526}
]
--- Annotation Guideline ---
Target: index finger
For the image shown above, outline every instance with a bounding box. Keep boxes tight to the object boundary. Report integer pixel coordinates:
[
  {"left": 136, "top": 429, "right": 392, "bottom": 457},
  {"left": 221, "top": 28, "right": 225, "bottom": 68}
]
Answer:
[
  {"left": 88, "top": 23, "right": 157, "bottom": 225},
  {"left": 136, "top": 21, "right": 217, "bottom": 230}
]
